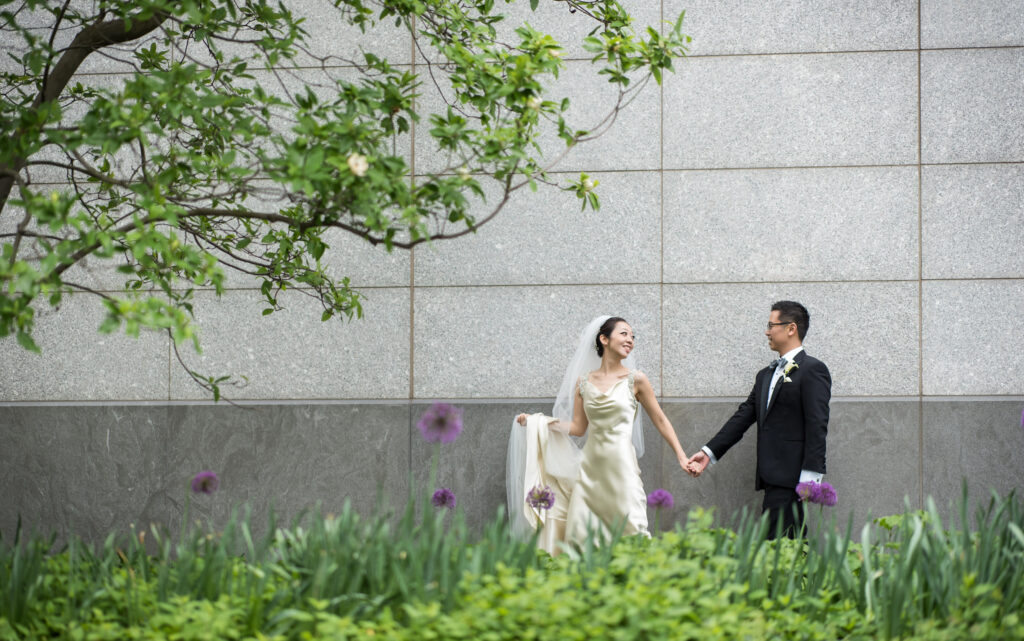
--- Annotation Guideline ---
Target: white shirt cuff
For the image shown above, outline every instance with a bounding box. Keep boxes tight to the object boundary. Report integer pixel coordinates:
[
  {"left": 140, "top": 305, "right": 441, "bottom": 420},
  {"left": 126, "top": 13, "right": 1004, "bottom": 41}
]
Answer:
[
  {"left": 701, "top": 445, "right": 718, "bottom": 465},
  {"left": 798, "top": 469, "right": 823, "bottom": 484}
]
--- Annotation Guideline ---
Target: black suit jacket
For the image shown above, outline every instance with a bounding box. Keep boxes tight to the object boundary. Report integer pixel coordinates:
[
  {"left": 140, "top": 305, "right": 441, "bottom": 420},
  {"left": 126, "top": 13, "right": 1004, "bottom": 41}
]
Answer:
[{"left": 705, "top": 350, "right": 831, "bottom": 490}]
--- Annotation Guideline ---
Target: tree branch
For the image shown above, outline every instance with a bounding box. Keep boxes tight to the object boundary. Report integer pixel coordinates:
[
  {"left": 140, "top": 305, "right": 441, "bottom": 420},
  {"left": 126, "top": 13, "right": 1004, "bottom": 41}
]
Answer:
[
  {"left": 0, "top": 3, "right": 174, "bottom": 214},
  {"left": 40, "top": 0, "right": 75, "bottom": 97}
]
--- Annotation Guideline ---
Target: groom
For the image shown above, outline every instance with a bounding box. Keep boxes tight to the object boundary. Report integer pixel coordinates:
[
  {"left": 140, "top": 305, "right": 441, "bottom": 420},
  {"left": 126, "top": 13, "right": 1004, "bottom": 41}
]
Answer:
[{"left": 687, "top": 301, "right": 831, "bottom": 539}]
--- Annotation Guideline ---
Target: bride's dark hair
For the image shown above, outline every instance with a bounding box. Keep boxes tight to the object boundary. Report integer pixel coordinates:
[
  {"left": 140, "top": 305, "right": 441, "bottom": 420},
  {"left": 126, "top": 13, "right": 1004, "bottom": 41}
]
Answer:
[{"left": 595, "top": 316, "right": 629, "bottom": 357}]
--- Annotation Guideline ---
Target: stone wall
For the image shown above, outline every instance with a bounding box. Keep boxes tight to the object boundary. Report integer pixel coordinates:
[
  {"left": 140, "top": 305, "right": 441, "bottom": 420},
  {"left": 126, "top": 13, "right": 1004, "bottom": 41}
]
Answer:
[{"left": 2, "top": 0, "right": 1023, "bottom": 543}]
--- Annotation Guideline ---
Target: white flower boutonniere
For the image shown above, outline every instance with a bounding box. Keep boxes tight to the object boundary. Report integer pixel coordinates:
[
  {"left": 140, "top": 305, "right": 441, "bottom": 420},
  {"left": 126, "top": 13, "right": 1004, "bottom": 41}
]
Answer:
[{"left": 782, "top": 360, "right": 798, "bottom": 383}]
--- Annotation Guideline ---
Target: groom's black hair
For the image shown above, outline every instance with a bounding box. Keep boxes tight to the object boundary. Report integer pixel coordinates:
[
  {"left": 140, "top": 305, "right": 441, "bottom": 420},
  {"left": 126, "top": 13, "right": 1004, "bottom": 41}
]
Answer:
[
  {"left": 596, "top": 316, "right": 629, "bottom": 357},
  {"left": 771, "top": 301, "right": 809, "bottom": 341}
]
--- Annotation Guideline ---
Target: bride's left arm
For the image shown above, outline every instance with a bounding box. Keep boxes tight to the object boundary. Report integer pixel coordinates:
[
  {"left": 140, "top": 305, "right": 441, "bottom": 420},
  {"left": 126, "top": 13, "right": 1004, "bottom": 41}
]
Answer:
[{"left": 634, "top": 371, "right": 688, "bottom": 464}]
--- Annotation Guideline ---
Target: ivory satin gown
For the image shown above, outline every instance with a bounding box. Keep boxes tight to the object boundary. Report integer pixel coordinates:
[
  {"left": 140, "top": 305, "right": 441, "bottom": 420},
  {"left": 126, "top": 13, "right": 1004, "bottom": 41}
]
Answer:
[{"left": 563, "top": 370, "right": 650, "bottom": 544}]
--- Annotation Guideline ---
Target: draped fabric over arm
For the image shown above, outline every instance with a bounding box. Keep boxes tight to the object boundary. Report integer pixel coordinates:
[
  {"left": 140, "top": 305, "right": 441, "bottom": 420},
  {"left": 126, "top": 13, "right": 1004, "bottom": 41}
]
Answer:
[{"left": 506, "top": 414, "right": 579, "bottom": 552}]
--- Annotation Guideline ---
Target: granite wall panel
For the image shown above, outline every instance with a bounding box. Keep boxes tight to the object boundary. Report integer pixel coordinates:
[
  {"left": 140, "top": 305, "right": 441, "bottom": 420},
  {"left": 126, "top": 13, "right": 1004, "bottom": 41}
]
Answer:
[
  {"left": 414, "top": 170, "right": 661, "bottom": 286},
  {"left": 922, "top": 400, "right": 1024, "bottom": 516},
  {"left": 0, "top": 406, "right": 172, "bottom": 543},
  {"left": 664, "top": 166, "right": 919, "bottom": 283},
  {"left": 922, "top": 164, "right": 1024, "bottom": 279},
  {"left": 922, "top": 48, "right": 1024, "bottom": 164},
  {"left": 670, "top": 0, "right": 916, "bottom": 55},
  {"left": 922, "top": 280, "right": 1024, "bottom": 395},
  {"left": 413, "top": 59, "right": 660, "bottom": 175},
  {"left": 663, "top": 52, "right": 918, "bottom": 169},
  {"left": 413, "top": 285, "right": 661, "bottom": 398},
  {"left": 922, "top": 0, "right": 1024, "bottom": 48},
  {"left": 659, "top": 400, "right": 923, "bottom": 532},
  {"left": 0, "top": 294, "right": 169, "bottom": 402},
  {"left": 663, "top": 283, "right": 920, "bottom": 397},
  {"left": 661, "top": 401, "right": 762, "bottom": 529},
  {"left": 492, "top": 0, "right": 663, "bottom": 61},
  {"left": 288, "top": 0, "right": 412, "bottom": 66},
  {"left": 410, "top": 402, "right": 535, "bottom": 534},
  {"left": 242, "top": 403, "right": 412, "bottom": 526},
  {"left": 169, "top": 287, "right": 410, "bottom": 400}
]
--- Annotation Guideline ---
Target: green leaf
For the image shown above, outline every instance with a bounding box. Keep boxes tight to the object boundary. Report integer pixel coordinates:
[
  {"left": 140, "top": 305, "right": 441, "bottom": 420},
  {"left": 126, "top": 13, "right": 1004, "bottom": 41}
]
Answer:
[
  {"left": 651, "top": 65, "right": 663, "bottom": 85},
  {"left": 98, "top": 315, "right": 120, "bottom": 334},
  {"left": 16, "top": 331, "right": 40, "bottom": 353}
]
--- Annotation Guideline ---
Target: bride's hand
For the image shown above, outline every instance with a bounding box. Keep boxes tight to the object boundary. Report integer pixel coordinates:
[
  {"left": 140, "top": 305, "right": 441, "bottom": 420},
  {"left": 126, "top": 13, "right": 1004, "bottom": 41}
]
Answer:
[{"left": 516, "top": 413, "right": 528, "bottom": 426}]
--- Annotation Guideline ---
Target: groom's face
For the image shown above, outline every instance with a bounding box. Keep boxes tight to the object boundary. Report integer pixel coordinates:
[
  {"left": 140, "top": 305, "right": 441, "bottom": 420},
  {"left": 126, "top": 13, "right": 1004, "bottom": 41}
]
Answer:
[{"left": 765, "top": 311, "right": 794, "bottom": 353}]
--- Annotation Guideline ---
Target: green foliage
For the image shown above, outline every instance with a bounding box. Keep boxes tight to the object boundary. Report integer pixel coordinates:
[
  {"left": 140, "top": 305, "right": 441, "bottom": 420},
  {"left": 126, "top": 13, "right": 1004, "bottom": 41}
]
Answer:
[
  {"left": 0, "top": 0, "right": 691, "bottom": 397},
  {"left": 0, "top": 490, "right": 547, "bottom": 639},
  {"left": 2, "top": 488, "right": 1024, "bottom": 640}
]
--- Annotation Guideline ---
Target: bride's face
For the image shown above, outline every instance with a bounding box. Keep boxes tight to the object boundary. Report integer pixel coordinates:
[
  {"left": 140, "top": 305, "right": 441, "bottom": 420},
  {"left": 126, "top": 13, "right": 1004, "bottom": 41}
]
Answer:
[{"left": 604, "top": 322, "right": 635, "bottom": 359}]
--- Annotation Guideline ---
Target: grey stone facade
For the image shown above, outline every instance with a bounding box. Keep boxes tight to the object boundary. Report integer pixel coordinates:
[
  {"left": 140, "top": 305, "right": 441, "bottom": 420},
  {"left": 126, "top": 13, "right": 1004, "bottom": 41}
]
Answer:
[{"left": 2, "top": 1, "right": 1023, "bottom": 543}]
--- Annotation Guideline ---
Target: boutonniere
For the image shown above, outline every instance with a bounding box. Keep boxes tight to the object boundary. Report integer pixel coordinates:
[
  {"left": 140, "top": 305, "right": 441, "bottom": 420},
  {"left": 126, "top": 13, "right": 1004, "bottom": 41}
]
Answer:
[{"left": 782, "top": 360, "right": 798, "bottom": 383}]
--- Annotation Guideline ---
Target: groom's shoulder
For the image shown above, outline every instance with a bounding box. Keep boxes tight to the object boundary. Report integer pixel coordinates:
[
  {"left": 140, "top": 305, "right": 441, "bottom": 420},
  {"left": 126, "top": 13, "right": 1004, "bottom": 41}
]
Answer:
[{"left": 799, "top": 352, "right": 830, "bottom": 373}]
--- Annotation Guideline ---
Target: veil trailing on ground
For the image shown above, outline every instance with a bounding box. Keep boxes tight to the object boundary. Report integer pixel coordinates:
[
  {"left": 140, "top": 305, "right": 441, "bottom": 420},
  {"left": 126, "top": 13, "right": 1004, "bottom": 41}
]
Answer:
[{"left": 506, "top": 315, "right": 646, "bottom": 541}]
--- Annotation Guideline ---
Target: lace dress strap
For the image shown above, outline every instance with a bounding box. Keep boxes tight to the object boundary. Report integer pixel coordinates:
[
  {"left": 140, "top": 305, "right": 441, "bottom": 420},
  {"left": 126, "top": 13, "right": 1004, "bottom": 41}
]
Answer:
[
  {"left": 627, "top": 370, "right": 638, "bottom": 406},
  {"left": 577, "top": 374, "right": 587, "bottom": 395}
]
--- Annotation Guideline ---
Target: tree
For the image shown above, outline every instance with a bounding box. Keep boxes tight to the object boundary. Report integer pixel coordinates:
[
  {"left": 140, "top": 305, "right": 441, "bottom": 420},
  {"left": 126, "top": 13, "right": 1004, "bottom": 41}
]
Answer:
[{"left": 1, "top": 0, "right": 688, "bottom": 397}]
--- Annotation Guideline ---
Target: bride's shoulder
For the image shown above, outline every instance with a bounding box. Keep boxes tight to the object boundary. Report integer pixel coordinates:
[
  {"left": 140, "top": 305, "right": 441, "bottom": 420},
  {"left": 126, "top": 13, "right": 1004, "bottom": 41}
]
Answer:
[
  {"left": 630, "top": 369, "right": 651, "bottom": 387},
  {"left": 576, "top": 372, "right": 590, "bottom": 392}
]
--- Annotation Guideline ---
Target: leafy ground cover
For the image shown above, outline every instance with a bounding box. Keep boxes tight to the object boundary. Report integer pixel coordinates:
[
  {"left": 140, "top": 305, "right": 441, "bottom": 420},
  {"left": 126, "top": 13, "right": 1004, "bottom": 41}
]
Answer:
[{"left": 2, "top": 485, "right": 1022, "bottom": 641}]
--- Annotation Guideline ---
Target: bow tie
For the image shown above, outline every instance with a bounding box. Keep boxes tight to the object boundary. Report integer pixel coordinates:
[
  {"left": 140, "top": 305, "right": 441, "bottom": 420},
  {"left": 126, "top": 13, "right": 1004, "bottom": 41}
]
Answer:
[{"left": 770, "top": 358, "right": 787, "bottom": 370}]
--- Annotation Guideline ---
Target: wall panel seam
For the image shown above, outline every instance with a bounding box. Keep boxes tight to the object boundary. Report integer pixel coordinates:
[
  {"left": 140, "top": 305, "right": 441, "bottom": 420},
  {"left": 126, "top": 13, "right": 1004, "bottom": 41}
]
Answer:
[
  {"left": 917, "top": 0, "right": 925, "bottom": 511},
  {"left": 7, "top": 395, "right": 1023, "bottom": 407},
  {"left": 683, "top": 45, "right": 1023, "bottom": 60}
]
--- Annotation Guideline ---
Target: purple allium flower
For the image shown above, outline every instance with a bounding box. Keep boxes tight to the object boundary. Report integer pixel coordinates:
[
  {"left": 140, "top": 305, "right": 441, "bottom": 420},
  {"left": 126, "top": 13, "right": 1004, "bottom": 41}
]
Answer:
[
  {"left": 527, "top": 485, "right": 556, "bottom": 510},
  {"left": 817, "top": 482, "right": 838, "bottom": 507},
  {"left": 431, "top": 487, "right": 456, "bottom": 510},
  {"left": 796, "top": 480, "right": 837, "bottom": 507},
  {"left": 795, "top": 481, "right": 815, "bottom": 502},
  {"left": 647, "top": 488, "right": 674, "bottom": 509},
  {"left": 191, "top": 470, "right": 219, "bottom": 495},
  {"left": 417, "top": 403, "right": 464, "bottom": 444}
]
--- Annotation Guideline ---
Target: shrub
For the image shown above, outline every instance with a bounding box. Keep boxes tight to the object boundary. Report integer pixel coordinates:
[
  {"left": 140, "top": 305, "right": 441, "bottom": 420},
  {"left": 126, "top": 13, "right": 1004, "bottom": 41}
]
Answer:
[{"left": 2, "top": 488, "right": 1022, "bottom": 640}]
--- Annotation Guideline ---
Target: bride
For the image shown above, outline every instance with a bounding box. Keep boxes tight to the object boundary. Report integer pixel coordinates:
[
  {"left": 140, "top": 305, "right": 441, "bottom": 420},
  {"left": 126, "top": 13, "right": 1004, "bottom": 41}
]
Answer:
[{"left": 508, "top": 316, "right": 692, "bottom": 553}]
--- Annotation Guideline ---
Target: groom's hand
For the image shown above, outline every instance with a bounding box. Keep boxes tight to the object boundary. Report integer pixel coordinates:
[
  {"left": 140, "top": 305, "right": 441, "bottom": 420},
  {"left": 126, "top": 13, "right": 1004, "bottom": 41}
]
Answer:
[
  {"left": 686, "top": 451, "right": 709, "bottom": 477},
  {"left": 516, "top": 413, "right": 528, "bottom": 426}
]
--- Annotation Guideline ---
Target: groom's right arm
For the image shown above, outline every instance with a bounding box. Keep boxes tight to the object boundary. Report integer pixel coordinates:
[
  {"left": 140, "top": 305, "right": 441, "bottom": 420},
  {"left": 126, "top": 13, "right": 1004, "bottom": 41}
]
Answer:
[{"left": 704, "top": 379, "right": 759, "bottom": 462}]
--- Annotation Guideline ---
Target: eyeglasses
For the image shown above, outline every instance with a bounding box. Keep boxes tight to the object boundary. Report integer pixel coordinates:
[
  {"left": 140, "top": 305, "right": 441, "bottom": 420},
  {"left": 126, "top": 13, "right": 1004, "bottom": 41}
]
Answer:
[{"left": 766, "top": 321, "right": 794, "bottom": 330}]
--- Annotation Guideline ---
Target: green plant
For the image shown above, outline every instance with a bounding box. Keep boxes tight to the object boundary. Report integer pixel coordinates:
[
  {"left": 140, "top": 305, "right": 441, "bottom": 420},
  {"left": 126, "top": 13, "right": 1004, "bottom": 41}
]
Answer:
[{"left": 3, "top": 485, "right": 1023, "bottom": 641}]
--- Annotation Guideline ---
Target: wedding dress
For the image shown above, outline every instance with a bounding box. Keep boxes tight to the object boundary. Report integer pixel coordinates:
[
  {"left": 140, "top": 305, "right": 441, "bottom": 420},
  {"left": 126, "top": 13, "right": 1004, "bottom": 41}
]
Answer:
[
  {"left": 564, "top": 369, "right": 649, "bottom": 544},
  {"left": 508, "top": 369, "right": 649, "bottom": 553}
]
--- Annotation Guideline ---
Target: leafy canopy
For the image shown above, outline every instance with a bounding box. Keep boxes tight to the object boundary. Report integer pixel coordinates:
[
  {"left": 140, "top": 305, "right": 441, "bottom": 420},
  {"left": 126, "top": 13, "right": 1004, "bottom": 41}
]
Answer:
[{"left": 0, "top": 0, "right": 689, "bottom": 396}]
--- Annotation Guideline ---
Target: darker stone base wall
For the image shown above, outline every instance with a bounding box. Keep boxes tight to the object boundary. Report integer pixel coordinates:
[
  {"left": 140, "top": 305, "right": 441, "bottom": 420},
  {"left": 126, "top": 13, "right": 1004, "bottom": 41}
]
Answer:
[{"left": 2, "top": 400, "right": 1021, "bottom": 544}]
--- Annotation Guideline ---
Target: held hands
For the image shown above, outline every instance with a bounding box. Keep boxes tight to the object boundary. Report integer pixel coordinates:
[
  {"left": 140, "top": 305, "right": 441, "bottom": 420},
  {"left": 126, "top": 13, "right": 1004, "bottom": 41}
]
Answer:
[
  {"left": 677, "top": 453, "right": 703, "bottom": 478},
  {"left": 685, "top": 451, "right": 710, "bottom": 477},
  {"left": 516, "top": 413, "right": 528, "bottom": 426}
]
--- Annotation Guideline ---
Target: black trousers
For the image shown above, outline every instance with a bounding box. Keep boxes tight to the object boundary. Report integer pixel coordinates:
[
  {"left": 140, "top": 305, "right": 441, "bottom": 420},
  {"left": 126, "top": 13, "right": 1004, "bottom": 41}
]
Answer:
[{"left": 762, "top": 483, "right": 806, "bottom": 540}]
